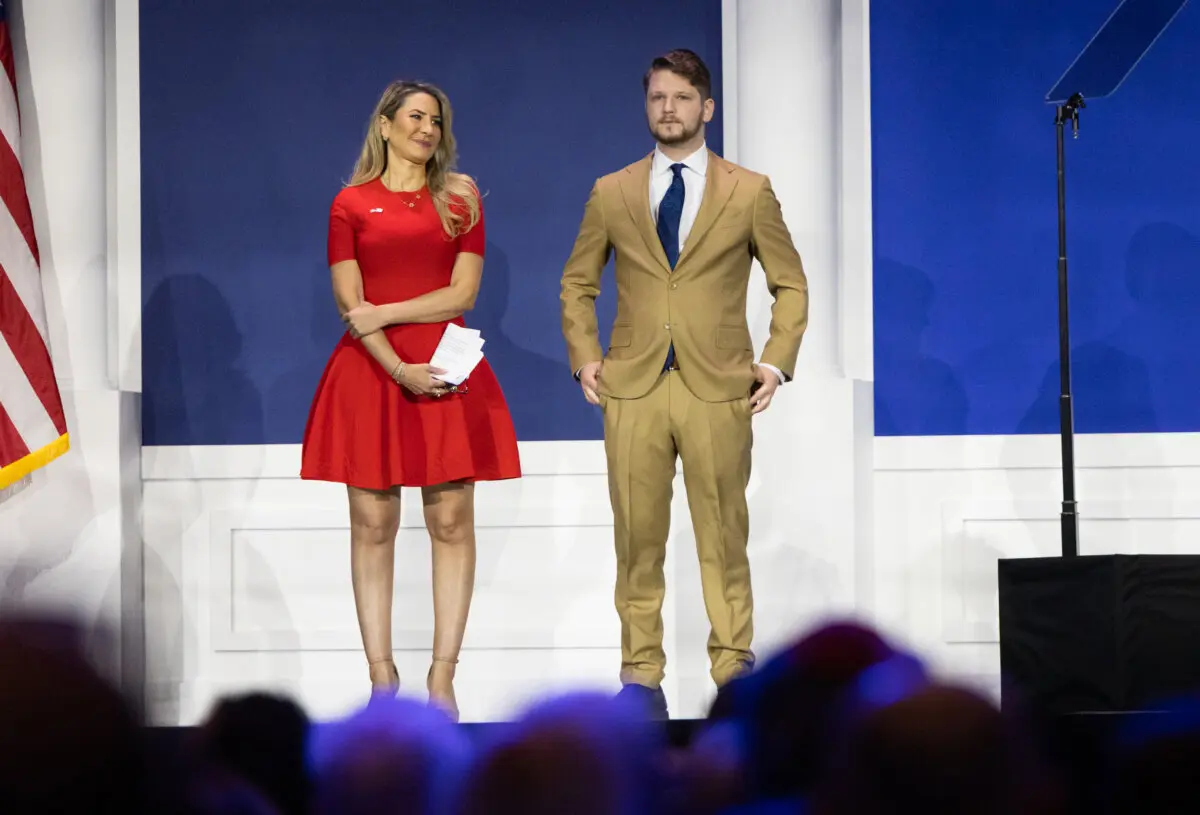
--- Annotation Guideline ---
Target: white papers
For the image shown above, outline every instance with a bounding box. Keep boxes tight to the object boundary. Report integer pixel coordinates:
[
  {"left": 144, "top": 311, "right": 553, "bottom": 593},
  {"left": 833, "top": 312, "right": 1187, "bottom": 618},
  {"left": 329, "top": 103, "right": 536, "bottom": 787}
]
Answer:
[{"left": 429, "top": 324, "right": 484, "bottom": 386}]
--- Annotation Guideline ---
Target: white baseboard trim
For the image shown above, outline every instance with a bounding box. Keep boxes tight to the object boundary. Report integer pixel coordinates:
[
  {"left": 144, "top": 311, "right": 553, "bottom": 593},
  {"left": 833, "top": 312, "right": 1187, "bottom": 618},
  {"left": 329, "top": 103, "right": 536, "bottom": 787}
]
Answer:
[{"left": 875, "top": 432, "right": 1200, "bottom": 472}]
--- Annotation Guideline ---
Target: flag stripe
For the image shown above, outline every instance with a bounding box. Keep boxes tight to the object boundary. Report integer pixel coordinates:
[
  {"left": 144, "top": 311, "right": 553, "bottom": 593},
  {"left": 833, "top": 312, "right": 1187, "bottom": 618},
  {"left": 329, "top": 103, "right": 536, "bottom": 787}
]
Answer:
[
  {"left": 0, "top": 328, "right": 59, "bottom": 454},
  {"left": 0, "top": 171, "right": 45, "bottom": 344},
  {"left": 0, "top": 23, "right": 15, "bottom": 112},
  {"left": 0, "top": 53, "right": 19, "bottom": 167},
  {"left": 0, "top": 402, "right": 28, "bottom": 464},
  {"left": 0, "top": 135, "right": 38, "bottom": 266},
  {"left": 0, "top": 262, "right": 64, "bottom": 434},
  {"left": 0, "top": 397, "right": 54, "bottom": 492}
]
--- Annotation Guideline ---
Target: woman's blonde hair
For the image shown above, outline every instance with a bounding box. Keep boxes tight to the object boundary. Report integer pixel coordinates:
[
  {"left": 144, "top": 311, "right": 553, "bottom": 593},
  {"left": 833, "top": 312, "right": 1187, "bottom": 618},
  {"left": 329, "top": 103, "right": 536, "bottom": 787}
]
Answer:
[{"left": 348, "top": 80, "right": 481, "bottom": 238}]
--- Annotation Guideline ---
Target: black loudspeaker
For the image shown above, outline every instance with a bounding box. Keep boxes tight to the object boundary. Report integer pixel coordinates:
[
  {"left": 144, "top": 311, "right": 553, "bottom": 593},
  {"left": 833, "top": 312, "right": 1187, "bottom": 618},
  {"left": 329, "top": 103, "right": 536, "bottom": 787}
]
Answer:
[{"left": 998, "top": 554, "right": 1200, "bottom": 713}]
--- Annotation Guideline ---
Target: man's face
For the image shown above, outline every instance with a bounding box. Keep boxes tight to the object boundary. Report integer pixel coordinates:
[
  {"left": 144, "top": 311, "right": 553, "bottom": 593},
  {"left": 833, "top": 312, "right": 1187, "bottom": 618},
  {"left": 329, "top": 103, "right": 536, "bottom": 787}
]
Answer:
[{"left": 645, "top": 69, "right": 713, "bottom": 146}]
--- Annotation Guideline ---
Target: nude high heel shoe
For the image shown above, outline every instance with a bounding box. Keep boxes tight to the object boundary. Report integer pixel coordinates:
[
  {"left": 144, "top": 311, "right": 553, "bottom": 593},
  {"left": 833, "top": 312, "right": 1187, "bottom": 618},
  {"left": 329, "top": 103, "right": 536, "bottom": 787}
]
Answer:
[
  {"left": 368, "top": 657, "right": 400, "bottom": 697},
  {"left": 426, "top": 656, "right": 459, "bottom": 722}
]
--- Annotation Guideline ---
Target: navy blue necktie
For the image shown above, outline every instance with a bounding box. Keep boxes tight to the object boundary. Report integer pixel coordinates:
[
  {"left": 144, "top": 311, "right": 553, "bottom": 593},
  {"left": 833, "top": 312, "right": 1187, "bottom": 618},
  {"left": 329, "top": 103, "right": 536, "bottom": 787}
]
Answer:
[{"left": 656, "top": 163, "right": 685, "bottom": 370}]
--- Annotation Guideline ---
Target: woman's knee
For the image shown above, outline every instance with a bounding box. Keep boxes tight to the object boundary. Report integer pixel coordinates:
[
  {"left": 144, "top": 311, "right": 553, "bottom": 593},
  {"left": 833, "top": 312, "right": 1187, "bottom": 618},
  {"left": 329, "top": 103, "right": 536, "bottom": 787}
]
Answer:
[
  {"left": 426, "top": 506, "right": 473, "bottom": 544},
  {"left": 350, "top": 511, "right": 399, "bottom": 545},
  {"left": 348, "top": 488, "right": 400, "bottom": 544}
]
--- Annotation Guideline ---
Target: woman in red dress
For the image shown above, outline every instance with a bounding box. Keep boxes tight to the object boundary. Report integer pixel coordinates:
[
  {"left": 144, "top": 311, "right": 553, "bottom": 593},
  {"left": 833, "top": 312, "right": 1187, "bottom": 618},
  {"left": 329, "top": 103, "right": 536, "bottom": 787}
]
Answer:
[{"left": 301, "top": 79, "right": 521, "bottom": 721}]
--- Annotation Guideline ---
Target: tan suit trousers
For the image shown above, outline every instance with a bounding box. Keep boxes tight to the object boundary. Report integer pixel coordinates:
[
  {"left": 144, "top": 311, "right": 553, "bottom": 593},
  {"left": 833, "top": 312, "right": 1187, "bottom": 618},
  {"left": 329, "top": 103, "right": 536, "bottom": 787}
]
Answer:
[{"left": 601, "top": 369, "right": 754, "bottom": 688}]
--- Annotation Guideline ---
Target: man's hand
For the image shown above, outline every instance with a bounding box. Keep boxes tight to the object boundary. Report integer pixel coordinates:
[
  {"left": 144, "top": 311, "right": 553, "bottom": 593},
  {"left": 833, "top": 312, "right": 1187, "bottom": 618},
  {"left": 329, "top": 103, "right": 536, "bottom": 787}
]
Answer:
[
  {"left": 750, "top": 363, "right": 780, "bottom": 415},
  {"left": 579, "top": 361, "right": 603, "bottom": 405},
  {"left": 344, "top": 302, "right": 386, "bottom": 339}
]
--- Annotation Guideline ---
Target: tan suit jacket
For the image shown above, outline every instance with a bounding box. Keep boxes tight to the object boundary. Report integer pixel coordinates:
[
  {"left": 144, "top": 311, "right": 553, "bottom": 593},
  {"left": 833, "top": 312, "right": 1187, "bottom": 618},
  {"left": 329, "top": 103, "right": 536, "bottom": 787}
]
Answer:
[{"left": 560, "top": 150, "right": 809, "bottom": 402}]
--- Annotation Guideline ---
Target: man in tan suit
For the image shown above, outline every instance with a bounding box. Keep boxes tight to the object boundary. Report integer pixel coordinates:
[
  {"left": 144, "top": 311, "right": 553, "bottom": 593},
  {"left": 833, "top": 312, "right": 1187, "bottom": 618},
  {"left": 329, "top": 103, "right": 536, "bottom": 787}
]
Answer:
[{"left": 560, "top": 49, "right": 808, "bottom": 718}]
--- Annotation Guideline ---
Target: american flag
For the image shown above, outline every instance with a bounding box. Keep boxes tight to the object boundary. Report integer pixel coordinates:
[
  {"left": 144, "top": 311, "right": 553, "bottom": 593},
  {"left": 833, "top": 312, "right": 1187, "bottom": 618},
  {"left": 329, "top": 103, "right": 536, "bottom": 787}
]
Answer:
[{"left": 0, "top": 0, "right": 68, "bottom": 494}]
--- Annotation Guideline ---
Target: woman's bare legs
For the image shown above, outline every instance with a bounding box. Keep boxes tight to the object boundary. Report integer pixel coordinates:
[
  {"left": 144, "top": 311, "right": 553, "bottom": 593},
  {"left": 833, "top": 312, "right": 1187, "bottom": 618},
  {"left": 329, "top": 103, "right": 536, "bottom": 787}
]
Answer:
[
  {"left": 421, "top": 481, "right": 477, "bottom": 721},
  {"left": 348, "top": 485, "right": 402, "bottom": 693}
]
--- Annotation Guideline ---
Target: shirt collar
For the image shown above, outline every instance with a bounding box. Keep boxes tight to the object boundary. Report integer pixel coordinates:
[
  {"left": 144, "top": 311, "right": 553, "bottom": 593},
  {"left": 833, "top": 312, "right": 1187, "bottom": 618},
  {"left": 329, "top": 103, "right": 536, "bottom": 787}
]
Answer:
[{"left": 653, "top": 142, "right": 708, "bottom": 178}]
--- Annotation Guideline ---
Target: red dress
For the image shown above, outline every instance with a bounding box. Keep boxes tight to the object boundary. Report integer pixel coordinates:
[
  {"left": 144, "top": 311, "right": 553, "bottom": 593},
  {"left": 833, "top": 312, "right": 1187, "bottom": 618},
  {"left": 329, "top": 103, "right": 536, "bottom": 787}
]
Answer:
[{"left": 300, "top": 178, "right": 522, "bottom": 490}]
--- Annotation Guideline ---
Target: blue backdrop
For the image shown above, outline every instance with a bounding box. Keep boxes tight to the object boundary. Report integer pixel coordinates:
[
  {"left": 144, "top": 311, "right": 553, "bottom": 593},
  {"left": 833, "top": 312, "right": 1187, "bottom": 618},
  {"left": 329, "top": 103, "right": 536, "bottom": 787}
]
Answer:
[
  {"left": 140, "top": 0, "right": 723, "bottom": 445},
  {"left": 872, "top": 0, "right": 1200, "bottom": 436}
]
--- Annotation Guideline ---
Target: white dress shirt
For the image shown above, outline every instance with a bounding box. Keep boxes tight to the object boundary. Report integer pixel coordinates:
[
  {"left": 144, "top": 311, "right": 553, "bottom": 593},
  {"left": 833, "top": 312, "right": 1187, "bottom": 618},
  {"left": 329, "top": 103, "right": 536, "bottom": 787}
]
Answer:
[
  {"left": 650, "top": 142, "right": 785, "bottom": 386},
  {"left": 650, "top": 143, "right": 708, "bottom": 254}
]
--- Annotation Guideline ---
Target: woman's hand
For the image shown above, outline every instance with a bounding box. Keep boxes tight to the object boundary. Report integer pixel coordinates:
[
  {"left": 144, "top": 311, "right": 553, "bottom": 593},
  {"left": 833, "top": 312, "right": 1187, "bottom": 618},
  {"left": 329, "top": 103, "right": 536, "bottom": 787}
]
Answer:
[
  {"left": 343, "top": 302, "right": 387, "bottom": 339},
  {"left": 393, "top": 363, "right": 451, "bottom": 397}
]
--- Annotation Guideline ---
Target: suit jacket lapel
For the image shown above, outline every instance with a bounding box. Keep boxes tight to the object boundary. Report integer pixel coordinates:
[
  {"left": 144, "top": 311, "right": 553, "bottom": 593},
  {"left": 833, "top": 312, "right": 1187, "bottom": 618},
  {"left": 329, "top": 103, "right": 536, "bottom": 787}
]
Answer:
[
  {"left": 619, "top": 154, "right": 671, "bottom": 274},
  {"left": 677, "top": 151, "right": 738, "bottom": 269}
]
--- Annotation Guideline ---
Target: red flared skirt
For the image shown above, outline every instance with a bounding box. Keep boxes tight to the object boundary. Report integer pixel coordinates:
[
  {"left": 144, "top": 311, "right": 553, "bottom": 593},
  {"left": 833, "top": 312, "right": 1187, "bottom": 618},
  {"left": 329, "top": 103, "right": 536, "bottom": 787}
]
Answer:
[{"left": 300, "top": 333, "right": 522, "bottom": 490}]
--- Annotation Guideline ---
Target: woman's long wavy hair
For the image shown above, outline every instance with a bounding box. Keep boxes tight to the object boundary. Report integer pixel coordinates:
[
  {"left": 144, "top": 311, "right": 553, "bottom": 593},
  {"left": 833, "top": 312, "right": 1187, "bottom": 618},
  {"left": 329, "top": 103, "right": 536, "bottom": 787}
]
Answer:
[{"left": 347, "top": 80, "right": 480, "bottom": 238}]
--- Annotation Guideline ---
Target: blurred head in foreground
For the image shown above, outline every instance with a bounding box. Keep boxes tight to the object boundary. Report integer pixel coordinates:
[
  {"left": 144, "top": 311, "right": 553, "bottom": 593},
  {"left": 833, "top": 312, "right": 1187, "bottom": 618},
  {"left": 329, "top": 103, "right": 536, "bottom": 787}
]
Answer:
[
  {"left": 0, "top": 615, "right": 144, "bottom": 812},
  {"left": 455, "top": 691, "right": 664, "bottom": 815},
  {"left": 309, "top": 694, "right": 470, "bottom": 815}
]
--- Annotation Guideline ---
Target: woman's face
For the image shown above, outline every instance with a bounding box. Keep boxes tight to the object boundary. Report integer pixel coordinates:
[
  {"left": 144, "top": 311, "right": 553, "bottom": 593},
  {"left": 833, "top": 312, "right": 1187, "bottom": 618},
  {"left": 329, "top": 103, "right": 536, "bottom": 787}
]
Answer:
[{"left": 381, "top": 92, "right": 442, "bottom": 166}]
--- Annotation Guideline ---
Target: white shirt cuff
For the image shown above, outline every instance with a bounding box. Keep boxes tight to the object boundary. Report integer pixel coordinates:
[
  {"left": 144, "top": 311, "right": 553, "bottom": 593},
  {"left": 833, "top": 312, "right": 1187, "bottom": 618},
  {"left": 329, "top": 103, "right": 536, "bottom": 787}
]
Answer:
[{"left": 758, "top": 362, "right": 786, "bottom": 385}]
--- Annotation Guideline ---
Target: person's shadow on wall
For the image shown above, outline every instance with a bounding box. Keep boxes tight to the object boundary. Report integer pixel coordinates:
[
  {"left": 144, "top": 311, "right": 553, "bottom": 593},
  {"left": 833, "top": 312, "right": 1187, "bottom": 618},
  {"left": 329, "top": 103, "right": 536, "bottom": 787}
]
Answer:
[
  {"left": 1009, "top": 222, "right": 1200, "bottom": 560},
  {"left": 143, "top": 275, "right": 264, "bottom": 446},
  {"left": 266, "top": 264, "right": 345, "bottom": 443},
  {"left": 874, "top": 258, "right": 997, "bottom": 643},
  {"left": 873, "top": 258, "right": 968, "bottom": 435},
  {"left": 470, "top": 242, "right": 601, "bottom": 440},
  {"left": 1016, "top": 343, "right": 1154, "bottom": 436},
  {"left": 1013, "top": 221, "right": 1200, "bottom": 435}
]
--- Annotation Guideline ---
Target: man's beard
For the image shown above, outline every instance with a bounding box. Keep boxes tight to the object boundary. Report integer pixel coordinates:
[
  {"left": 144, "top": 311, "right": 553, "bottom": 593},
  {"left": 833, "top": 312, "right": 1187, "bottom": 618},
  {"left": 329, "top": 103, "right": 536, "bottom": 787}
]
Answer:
[{"left": 650, "top": 117, "right": 701, "bottom": 145}]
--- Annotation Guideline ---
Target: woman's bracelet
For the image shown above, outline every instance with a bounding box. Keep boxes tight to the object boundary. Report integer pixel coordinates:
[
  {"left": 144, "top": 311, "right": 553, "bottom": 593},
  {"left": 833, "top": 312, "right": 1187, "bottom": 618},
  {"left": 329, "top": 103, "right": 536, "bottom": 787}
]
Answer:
[{"left": 391, "top": 360, "right": 406, "bottom": 383}]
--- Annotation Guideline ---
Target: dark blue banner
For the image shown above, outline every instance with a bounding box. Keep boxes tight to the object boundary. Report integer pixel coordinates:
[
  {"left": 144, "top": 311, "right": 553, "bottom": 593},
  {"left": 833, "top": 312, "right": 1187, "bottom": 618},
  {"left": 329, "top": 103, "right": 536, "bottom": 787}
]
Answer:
[
  {"left": 141, "top": 0, "right": 722, "bottom": 445},
  {"left": 872, "top": 0, "right": 1200, "bottom": 435}
]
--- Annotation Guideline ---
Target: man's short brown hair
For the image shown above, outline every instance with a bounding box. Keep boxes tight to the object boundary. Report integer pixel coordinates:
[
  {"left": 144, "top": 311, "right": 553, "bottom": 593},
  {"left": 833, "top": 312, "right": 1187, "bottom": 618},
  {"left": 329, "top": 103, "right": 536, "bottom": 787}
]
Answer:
[{"left": 643, "top": 49, "right": 713, "bottom": 100}]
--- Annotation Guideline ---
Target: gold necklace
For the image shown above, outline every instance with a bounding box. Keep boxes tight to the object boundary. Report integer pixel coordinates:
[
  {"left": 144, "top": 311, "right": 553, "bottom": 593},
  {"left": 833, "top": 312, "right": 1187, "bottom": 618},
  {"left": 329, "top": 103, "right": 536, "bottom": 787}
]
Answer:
[{"left": 381, "top": 174, "right": 424, "bottom": 207}]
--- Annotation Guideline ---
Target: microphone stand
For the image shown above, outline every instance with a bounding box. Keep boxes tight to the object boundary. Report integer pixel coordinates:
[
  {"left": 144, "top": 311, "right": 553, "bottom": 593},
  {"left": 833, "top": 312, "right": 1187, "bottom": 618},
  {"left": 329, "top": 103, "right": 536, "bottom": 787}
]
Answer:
[{"left": 1054, "top": 91, "right": 1085, "bottom": 558}]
